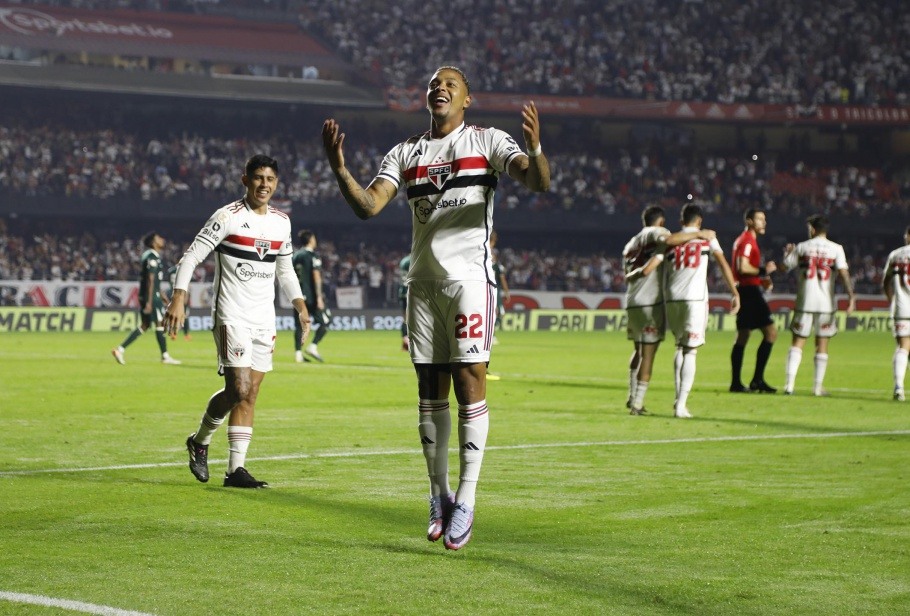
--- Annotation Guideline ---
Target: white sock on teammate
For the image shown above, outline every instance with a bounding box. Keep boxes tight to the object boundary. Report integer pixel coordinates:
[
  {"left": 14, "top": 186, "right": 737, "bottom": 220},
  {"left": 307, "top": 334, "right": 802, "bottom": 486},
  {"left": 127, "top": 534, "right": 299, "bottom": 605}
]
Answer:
[
  {"left": 813, "top": 353, "right": 829, "bottom": 395},
  {"left": 418, "top": 399, "right": 452, "bottom": 497},
  {"left": 192, "top": 411, "right": 225, "bottom": 445},
  {"left": 227, "top": 426, "right": 253, "bottom": 473},
  {"left": 675, "top": 349, "right": 697, "bottom": 412},
  {"left": 631, "top": 380, "right": 649, "bottom": 410},
  {"left": 893, "top": 348, "right": 908, "bottom": 394},
  {"left": 456, "top": 400, "right": 489, "bottom": 508},
  {"left": 784, "top": 347, "right": 803, "bottom": 393}
]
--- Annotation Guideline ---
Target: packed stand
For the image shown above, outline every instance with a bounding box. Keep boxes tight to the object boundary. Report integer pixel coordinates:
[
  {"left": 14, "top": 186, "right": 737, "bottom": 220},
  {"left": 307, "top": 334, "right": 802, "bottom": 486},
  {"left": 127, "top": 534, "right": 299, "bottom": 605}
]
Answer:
[
  {"left": 2, "top": 121, "right": 909, "bottom": 217},
  {"left": 7, "top": 0, "right": 909, "bottom": 105}
]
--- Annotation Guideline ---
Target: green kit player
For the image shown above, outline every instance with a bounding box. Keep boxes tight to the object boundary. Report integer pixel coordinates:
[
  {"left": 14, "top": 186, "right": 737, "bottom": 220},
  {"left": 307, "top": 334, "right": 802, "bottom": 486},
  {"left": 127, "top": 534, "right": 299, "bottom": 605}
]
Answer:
[{"left": 112, "top": 231, "right": 181, "bottom": 365}]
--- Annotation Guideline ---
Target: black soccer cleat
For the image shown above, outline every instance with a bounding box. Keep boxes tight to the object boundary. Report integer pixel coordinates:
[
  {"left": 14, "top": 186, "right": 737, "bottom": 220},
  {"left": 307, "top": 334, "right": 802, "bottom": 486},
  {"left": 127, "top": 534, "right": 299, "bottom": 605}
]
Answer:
[
  {"left": 223, "top": 467, "right": 269, "bottom": 489},
  {"left": 186, "top": 433, "right": 209, "bottom": 483},
  {"left": 749, "top": 380, "right": 778, "bottom": 394},
  {"left": 729, "top": 382, "right": 751, "bottom": 393}
]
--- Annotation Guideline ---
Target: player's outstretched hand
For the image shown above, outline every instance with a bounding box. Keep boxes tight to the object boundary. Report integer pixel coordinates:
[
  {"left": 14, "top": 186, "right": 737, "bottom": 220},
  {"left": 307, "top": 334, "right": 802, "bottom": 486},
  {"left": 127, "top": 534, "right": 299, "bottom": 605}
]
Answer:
[
  {"left": 521, "top": 102, "right": 541, "bottom": 152},
  {"left": 322, "top": 119, "right": 346, "bottom": 173}
]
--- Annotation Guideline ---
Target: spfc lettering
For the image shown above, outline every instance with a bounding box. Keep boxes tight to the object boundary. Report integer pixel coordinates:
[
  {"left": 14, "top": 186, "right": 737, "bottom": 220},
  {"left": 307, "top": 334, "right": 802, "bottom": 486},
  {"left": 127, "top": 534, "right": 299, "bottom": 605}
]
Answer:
[
  {"left": 427, "top": 164, "right": 452, "bottom": 189},
  {"left": 254, "top": 239, "right": 271, "bottom": 260}
]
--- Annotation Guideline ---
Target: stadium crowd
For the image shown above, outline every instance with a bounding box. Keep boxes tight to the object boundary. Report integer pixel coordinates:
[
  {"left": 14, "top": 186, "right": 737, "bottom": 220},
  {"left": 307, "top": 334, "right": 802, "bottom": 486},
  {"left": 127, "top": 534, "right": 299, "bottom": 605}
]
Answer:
[
  {"left": 7, "top": 0, "right": 909, "bottom": 106},
  {"left": 1, "top": 122, "right": 907, "bottom": 217}
]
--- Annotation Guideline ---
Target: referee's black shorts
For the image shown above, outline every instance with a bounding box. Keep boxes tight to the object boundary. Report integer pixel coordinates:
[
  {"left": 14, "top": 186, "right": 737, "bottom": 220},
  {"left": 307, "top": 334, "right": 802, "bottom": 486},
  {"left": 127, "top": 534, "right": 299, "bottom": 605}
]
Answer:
[{"left": 736, "top": 285, "right": 773, "bottom": 330}]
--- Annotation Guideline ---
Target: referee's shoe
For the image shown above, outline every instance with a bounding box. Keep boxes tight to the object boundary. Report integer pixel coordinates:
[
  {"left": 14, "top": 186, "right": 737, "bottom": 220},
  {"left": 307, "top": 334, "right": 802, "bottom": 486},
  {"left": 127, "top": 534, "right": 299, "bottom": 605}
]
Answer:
[{"left": 749, "top": 380, "right": 778, "bottom": 394}]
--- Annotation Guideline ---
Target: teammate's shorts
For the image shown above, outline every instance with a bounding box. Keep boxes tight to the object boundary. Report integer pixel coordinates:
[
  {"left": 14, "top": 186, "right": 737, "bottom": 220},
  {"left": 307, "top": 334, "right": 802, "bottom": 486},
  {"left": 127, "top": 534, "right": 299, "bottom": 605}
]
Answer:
[
  {"left": 893, "top": 318, "right": 910, "bottom": 338},
  {"left": 407, "top": 279, "right": 496, "bottom": 364},
  {"left": 790, "top": 311, "right": 838, "bottom": 339},
  {"left": 626, "top": 304, "right": 665, "bottom": 344},
  {"left": 140, "top": 295, "right": 164, "bottom": 329},
  {"left": 666, "top": 299, "right": 708, "bottom": 348},
  {"left": 213, "top": 323, "right": 277, "bottom": 372},
  {"left": 735, "top": 285, "right": 773, "bottom": 330},
  {"left": 300, "top": 304, "right": 332, "bottom": 328}
]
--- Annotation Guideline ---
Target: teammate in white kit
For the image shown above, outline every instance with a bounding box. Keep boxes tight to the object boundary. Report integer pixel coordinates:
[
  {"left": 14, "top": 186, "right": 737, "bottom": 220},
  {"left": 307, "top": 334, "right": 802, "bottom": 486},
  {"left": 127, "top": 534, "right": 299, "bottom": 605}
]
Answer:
[
  {"left": 779, "top": 214, "right": 855, "bottom": 396},
  {"left": 882, "top": 226, "right": 910, "bottom": 401},
  {"left": 322, "top": 66, "right": 550, "bottom": 550},
  {"left": 663, "top": 204, "right": 740, "bottom": 418},
  {"left": 163, "top": 155, "right": 311, "bottom": 488},
  {"left": 623, "top": 205, "right": 718, "bottom": 416}
]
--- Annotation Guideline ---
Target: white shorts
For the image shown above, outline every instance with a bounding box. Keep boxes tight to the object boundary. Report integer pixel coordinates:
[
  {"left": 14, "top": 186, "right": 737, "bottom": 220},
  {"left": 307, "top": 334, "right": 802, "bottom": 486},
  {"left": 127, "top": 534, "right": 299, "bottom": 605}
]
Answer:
[
  {"left": 408, "top": 279, "right": 496, "bottom": 364},
  {"left": 626, "top": 304, "right": 665, "bottom": 344},
  {"left": 892, "top": 318, "right": 910, "bottom": 338},
  {"left": 790, "top": 311, "right": 838, "bottom": 339},
  {"left": 666, "top": 299, "right": 708, "bottom": 348},
  {"left": 213, "top": 323, "right": 277, "bottom": 372}
]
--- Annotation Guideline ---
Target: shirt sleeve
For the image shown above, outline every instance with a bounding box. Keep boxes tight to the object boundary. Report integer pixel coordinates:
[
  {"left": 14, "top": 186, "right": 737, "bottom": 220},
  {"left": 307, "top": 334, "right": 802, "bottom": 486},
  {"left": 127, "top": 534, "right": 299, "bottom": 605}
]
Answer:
[{"left": 173, "top": 208, "right": 229, "bottom": 291}]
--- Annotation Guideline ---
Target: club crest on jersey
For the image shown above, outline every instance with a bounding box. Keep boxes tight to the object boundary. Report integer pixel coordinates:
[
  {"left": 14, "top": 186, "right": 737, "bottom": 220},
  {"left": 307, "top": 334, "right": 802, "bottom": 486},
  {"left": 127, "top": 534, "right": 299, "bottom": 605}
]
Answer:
[
  {"left": 427, "top": 163, "right": 452, "bottom": 190},
  {"left": 254, "top": 239, "right": 270, "bottom": 260}
]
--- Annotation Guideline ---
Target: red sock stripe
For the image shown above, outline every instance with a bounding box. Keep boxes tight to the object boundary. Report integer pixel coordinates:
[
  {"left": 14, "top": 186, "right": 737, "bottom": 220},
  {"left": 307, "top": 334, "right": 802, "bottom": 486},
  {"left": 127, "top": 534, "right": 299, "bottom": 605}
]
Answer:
[
  {"left": 458, "top": 403, "right": 488, "bottom": 420},
  {"left": 227, "top": 433, "right": 252, "bottom": 443},
  {"left": 201, "top": 415, "right": 221, "bottom": 430},
  {"left": 418, "top": 400, "right": 450, "bottom": 413}
]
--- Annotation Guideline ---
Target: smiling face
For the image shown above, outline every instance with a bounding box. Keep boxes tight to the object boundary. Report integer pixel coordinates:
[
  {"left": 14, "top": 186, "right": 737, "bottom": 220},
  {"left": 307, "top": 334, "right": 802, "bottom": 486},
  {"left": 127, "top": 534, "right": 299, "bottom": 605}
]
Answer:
[
  {"left": 242, "top": 166, "right": 278, "bottom": 210},
  {"left": 426, "top": 68, "right": 471, "bottom": 129}
]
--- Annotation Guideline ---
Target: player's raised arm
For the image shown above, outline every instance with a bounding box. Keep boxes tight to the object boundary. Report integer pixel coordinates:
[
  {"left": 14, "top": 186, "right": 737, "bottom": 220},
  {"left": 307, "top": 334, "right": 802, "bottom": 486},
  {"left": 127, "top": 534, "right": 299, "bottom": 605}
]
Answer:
[
  {"left": 321, "top": 119, "right": 397, "bottom": 220},
  {"left": 507, "top": 102, "right": 550, "bottom": 192}
]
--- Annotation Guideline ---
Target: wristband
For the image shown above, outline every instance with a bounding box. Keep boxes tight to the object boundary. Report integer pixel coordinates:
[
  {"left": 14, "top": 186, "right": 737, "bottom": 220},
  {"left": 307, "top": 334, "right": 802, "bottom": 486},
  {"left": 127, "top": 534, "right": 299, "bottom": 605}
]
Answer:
[
  {"left": 528, "top": 144, "right": 542, "bottom": 158},
  {"left": 758, "top": 265, "right": 767, "bottom": 276}
]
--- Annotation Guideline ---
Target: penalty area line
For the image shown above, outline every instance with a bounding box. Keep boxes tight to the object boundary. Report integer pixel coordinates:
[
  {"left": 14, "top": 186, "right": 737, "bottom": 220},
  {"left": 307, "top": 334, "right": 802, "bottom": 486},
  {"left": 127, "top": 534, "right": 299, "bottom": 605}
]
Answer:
[
  {"left": 0, "top": 591, "right": 155, "bottom": 616},
  {"left": 1, "top": 430, "right": 908, "bottom": 478}
]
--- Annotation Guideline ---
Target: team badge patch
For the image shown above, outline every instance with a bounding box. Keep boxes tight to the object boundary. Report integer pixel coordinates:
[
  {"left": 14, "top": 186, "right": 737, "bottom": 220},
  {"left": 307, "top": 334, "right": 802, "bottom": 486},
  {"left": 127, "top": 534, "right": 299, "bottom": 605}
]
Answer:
[
  {"left": 254, "top": 239, "right": 271, "bottom": 260},
  {"left": 427, "top": 163, "right": 452, "bottom": 190}
]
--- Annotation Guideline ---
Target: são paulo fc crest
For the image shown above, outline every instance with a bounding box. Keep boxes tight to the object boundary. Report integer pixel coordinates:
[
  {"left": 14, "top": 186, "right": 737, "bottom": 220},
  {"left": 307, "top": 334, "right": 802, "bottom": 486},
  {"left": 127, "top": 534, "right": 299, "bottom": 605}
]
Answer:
[
  {"left": 254, "top": 239, "right": 271, "bottom": 260},
  {"left": 427, "top": 163, "right": 452, "bottom": 190}
]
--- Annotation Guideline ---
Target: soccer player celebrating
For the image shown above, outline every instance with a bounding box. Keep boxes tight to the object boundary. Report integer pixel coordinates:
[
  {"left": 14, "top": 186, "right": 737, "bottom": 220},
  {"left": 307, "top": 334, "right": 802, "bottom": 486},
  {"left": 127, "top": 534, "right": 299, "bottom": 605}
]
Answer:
[
  {"left": 623, "top": 205, "right": 718, "bottom": 416},
  {"left": 322, "top": 66, "right": 550, "bottom": 550},
  {"left": 111, "top": 231, "right": 181, "bottom": 366},
  {"left": 163, "top": 155, "right": 310, "bottom": 488},
  {"left": 730, "top": 208, "right": 778, "bottom": 393},
  {"left": 882, "top": 226, "right": 910, "bottom": 401},
  {"left": 664, "top": 204, "right": 740, "bottom": 418},
  {"left": 779, "top": 214, "right": 855, "bottom": 396},
  {"left": 293, "top": 229, "right": 331, "bottom": 363}
]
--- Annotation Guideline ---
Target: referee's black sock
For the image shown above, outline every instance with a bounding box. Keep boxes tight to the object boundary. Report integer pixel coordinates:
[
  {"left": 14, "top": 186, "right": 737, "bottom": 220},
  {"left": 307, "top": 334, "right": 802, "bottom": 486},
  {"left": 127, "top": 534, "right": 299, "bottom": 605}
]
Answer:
[
  {"left": 731, "top": 343, "right": 746, "bottom": 385},
  {"left": 754, "top": 340, "right": 774, "bottom": 382}
]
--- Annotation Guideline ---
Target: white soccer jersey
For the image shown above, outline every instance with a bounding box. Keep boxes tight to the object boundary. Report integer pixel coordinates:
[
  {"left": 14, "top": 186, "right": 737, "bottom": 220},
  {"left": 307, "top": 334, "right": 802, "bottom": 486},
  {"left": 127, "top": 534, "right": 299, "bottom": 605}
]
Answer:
[
  {"left": 884, "top": 244, "right": 910, "bottom": 319},
  {"left": 663, "top": 228, "right": 723, "bottom": 302},
  {"left": 174, "top": 199, "right": 302, "bottom": 328},
  {"left": 623, "top": 225, "right": 669, "bottom": 307},
  {"left": 375, "top": 122, "right": 522, "bottom": 284},
  {"left": 783, "top": 236, "right": 849, "bottom": 313}
]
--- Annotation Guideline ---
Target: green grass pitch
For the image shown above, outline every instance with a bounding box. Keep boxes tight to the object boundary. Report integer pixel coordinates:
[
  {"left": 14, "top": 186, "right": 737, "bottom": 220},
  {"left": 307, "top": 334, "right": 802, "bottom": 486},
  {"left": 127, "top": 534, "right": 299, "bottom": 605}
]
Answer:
[{"left": 1, "top": 329, "right": 908, "bottom": 615}]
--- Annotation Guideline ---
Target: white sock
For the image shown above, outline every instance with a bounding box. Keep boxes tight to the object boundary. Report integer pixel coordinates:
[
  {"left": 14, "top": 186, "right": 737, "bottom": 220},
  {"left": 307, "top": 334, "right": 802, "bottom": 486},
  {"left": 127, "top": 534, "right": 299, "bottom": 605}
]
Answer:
[
  {"left": 227, "top": 426, "right": 253, "bottom": 473},
  {"left": 193, "top": 411, "right": 225, "bottom": 446},
  {"left": 674, "top": 347, "right": 683, "bottom": 400},
  {"left": 893, "top": 348, "right": 908, "bottom": 392},
  {"left": 418, "top": 399, "right": 451, "bottom": 497},
  {"left": 814, "top": 353, "right": 829, "bottom": 394},
  {"left": 675, "top": 349, "right": 697, "bottom": 411},
  {"left": 631, "top": 380, "right": 649, "bottom": 410},
  {"left": 457, "top": 400, "right": 489, "bottom": 508},
  {"left": 785, "top": 347, "right": 803, "bottom": 392}
]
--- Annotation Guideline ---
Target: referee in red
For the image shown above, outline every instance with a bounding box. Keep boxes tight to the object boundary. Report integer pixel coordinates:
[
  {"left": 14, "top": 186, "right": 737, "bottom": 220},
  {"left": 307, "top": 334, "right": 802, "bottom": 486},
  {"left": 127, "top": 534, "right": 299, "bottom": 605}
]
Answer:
[{"left": 730, "top": 208, "right": 778, "bottom": 393}]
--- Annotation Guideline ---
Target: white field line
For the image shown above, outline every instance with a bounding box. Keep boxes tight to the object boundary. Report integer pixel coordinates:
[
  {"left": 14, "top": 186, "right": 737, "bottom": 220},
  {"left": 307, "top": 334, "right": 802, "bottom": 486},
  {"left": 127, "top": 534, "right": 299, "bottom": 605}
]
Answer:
[
  {"left": 0, "top": 591, "right": 155, "bottom": 616},
  {"left": 1, "top": 430, "right": 907, "bottom": 478}
]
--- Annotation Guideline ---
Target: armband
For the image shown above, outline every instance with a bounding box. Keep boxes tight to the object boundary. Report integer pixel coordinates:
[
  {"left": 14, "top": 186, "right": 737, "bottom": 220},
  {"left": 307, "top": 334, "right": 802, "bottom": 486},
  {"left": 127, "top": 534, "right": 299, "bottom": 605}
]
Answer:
[{"left": 528, "top": 144, "right": 542, "bottom": 158}]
